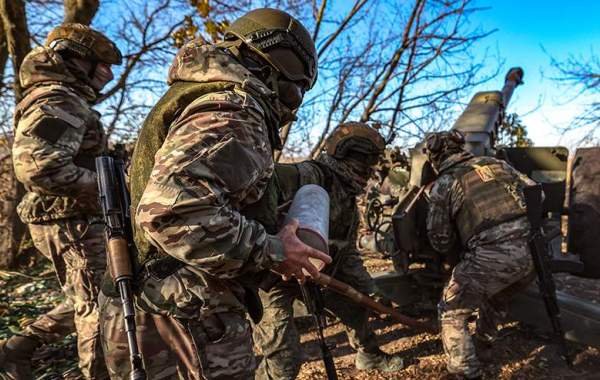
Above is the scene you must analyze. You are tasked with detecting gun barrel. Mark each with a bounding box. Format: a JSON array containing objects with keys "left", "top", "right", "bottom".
[{"left": 501, "top": 67, "right": 524, "bottom": 109}]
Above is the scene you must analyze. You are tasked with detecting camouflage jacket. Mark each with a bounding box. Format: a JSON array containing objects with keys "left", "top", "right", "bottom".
[
  {"left": 12, "top": 47, "right": 105, "bottom": 223},
  {"left": 427, "top": 151, "right": 534, "bottom": 254},
  {"left": 134, "top": 40, "right": 289, "bottom": 319}
]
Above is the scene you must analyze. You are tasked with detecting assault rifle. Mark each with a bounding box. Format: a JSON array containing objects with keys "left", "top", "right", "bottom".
[
  {"left": 96, "top": 156, "right": 147, "bottom": 380},
  {"left": 523, "top": 184, "right": 571, "bottom": 367},
  {"left": 300, "top": 284, "right": 338, "bottom": 380}
]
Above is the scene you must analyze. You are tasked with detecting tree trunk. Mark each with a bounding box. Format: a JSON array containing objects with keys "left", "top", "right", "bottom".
[
  {"left": 0, "top": 138, "right": 26, "bottom": 269},
  {"left": 0, "top": 18, "right": 9, "bottom": 90},
  {"left": 0, "top": 1, "right": 31, "bottom": 268},
  {"left": 64, "top": 0, "right": 100, "bottom": 25},
  {"left": 0, "top": 0, "right": 31, "bottom": 102}
]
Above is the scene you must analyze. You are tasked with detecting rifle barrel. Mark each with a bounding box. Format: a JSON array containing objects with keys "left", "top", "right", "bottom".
[{"left": 300, "top": 285, "right": 338, "bottom": 380}]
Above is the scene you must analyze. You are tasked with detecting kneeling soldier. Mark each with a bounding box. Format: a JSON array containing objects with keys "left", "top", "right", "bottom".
[{"left": 425, "top": 131, "right": 535, "bottom": 379}]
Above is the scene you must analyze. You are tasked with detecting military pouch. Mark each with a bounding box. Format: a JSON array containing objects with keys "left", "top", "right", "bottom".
[
  {"left": 188, "top": 312, "right": 256, "bottom": 380},
  {"left": 144, "top": 256, "right": 185, "bottom": 280}
]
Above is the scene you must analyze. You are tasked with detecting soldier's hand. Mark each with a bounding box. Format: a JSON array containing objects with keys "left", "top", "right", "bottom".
[{"left": 273, "top": 218, "right": 332, "bottom": 284}]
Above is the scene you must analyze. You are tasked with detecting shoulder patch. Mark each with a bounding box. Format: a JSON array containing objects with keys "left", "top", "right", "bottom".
[
  {"left": 29, "top": 117, "right": 73, "bottom": 144},
  {"left": 472, "top": 164, "right": 495, "bottom": 182},
  {"left": 39, "top": 104, "right": 85, "bottom": 129}
]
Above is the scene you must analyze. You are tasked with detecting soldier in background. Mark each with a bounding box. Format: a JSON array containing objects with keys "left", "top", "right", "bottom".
[
  {"left": 124, "top": 8, "right": 330, "bottom": 379},
  {"left": 2, "top": 24, "right": 121, "bottom": 379},
  {"left": 424, "top": 131, "right": 535, "bottom": 379},
  {"left": 357, "top": 147, "right": 409, "bottom": 257},
  {"left": 254, "top": 122, "right": 405, "bottom": 380}
]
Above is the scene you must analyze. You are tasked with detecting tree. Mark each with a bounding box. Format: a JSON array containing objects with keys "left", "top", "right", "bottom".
[
  {"left": 0, "top": 0, "right": 498, "bottom": 267},
  {"left": 296, "top": 0, "right": 498, "bottom": 158},
  {"left": 63, "top": 0, "right": 99, "bottom": 24},
  {"left": 0, "top": 0, "right": 31, "bottom": 101},
  {"left": 550, "top": 51, "right": 599, "bottom": 144},
  {"left": 498, "top": 113, "right": 532, "bottom": 148}
]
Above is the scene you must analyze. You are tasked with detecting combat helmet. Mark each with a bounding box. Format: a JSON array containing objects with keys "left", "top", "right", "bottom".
[
  {"left": 423, "top": 130, "right": 466, "bottom": 169},
  {"left": 224, "top": 8, "right": 317, "bottom": 90},
  {"left": 326, "top": 122, "right": 386, "bottom": 161},
  {"left": 45, "top": 23, "right": 122, "bottom": 65}
]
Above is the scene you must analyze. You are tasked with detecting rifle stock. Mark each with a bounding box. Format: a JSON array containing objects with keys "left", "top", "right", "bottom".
[
  {"left": 96, "top": 156, "right": 147, "bottom": 380},
  {"left": 313, "top": 272, "right": 438, "bottom": 334}
]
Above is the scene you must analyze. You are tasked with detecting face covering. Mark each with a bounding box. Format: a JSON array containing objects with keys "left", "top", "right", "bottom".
[
  {"left": 65, "top": 58, "right": 114, "bottom": 93},
  {"left": 277, "top": 79, "right": 304, "bottom": 110},
  {"left": 89, "top": 62, "right": 114, "bottom": 92}
]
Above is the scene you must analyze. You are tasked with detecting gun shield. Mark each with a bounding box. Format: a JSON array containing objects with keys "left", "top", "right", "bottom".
[{"left": 284, "top": 184, "right": 330, "bottom": 272}]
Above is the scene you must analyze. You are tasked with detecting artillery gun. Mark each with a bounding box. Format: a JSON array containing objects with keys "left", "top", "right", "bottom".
[{"left": 367, "top": 67, "right": 600, "bottom": 347}]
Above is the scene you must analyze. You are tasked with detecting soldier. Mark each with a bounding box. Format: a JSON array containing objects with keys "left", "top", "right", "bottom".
[
  {"left": 126, "top": 8, "right": 330, "bottom": 379},
  {"left": 2, "top": 24, "right": 121, "bottom": 379},
  {"left": 254, "top": 122, "right": 405, "bottom": 380},
  {"left": 424, "top": 130, "right": 535, "bottom": 379}
]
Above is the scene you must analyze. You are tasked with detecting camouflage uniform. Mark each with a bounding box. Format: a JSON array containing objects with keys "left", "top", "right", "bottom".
[
  {"left": 9, "top": 45, "right": 109, "bottom": 379},
  {"left": 120, "top": 14, "right": 320, "bottom": 374},
  {"left": 98, "top": 292, "right": 180, "bottom": 379},
  {"left": 254, "top": 124, "right": 404, "bottom": 380},
  {"left": 426, "top": 146, "right": 535, "bottom": 379}
]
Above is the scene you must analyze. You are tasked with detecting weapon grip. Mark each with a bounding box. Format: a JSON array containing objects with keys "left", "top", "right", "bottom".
[
  {"left": 523, "top": 185, "right": 543, "bottom": 230},
  {"left": 108, "top": 238, "right": 133, "bottom": 280}
]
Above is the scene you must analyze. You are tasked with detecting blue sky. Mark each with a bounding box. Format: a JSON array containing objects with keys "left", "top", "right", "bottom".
[
  {"left": 466, "top": 0, "right": 599, "bottom": 147},
  {"left": 84, "top": 1, "right": 598, "bottom": 148}
]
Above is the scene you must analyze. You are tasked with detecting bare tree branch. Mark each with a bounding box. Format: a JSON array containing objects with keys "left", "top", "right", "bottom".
[
  {"left": 63, "top": 0, "right": 99, "bottom": 24},
  {"left": 0, "top": 0, "right": 31, "bottom": 101}
]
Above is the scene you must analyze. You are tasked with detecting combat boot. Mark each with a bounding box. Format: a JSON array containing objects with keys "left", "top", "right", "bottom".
[
  {"left": 355, "top": 348, "right": 405, "bottom": 372},
  {"left": 0, "top": 335, "right": 40, "bottom": 379}
]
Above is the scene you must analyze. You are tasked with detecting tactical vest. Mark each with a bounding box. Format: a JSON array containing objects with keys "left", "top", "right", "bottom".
[
  {"left": 130, "top": 79, "right": 287, "bottom": 274},
  {"left": 445, "top": 156, "right": 527, "bottom": 244}
]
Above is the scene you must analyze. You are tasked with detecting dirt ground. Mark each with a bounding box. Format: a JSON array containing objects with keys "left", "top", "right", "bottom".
[
  {"left": 290, "top": 253, "right": 600, "bottom": 380},
  {"left": 2, "top": 255, "right": 600, "bottom": 379}
]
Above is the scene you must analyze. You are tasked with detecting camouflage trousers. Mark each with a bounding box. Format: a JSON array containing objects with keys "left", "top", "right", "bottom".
[
  {"left": 253, "top": 252, "right": 380, "bottom": 380},
  {"left": 99, "top": 291, "right": 179, "bottom": 379},
  {"left": 99, "top": 292, "right": 256, "bottom": 380},
  {"left": 24, "top": 218, "right": 108, "bottom": 379},
  {"left": 439, "top": 236, "right": 534, "bottom": 378}
]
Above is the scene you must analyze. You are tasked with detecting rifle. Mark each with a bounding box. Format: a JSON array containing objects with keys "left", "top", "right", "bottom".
[
  {"left": 523, "top": 185, "right": 571, "bottom": 367},
  {"left": 312, "top": 272, "right": 437, "bottom": 333},
  {"left": 300, "top": 283, "right": 338, "bottom": 380},
  {"left": 96, "top": 156, "right": 147, "bottom": 380}
]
